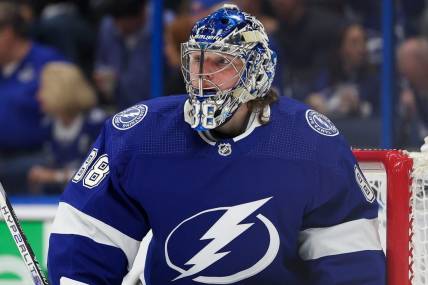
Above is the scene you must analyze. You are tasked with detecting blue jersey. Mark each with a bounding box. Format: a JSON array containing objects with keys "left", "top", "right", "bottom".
[
  {"left": 0, "top": 42, "right": 64, "bottom": 150},
  {"left": 46, "top": 110, "right": 107, "bottom": 170},
  {"left": 48, "top": 95, "right": 385, "bottom": 285}
]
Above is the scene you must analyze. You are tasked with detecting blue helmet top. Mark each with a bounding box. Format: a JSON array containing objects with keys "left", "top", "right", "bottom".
[{"left": 191, "top": 7, "right": 247, "bottom": 44}]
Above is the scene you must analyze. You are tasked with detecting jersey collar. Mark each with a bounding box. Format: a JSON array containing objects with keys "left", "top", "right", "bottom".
[{"left": 197, "top": 105, "right": 270, "bottom": 146}]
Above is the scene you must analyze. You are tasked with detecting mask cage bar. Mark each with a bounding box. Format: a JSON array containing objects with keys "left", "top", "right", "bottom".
[
  {"left": 181, "top": 42, "right": 251, "bottom": 98},
  {"left": 198, "top": 49, "right": 205, "bottom": 97}
]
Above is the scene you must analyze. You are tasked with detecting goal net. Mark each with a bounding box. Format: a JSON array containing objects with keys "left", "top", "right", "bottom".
[{"left": 354, "top": 150, "right": 428, "bottom": 285}]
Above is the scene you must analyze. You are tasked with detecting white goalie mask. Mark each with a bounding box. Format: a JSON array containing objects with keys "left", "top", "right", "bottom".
[{"left": 181, "top": 4, "right": 276, "bottom": 131}]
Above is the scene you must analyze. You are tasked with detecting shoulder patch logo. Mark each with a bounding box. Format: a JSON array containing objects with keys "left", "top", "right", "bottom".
[
  {"left": 305, "top": 109, "right": 339, "bottom": 137},
  {"left": 354, "top": 164, "right": 376, "bottom": 203},
  {"left": 112, "top": 104, "right": 148, "bottom": 130}
]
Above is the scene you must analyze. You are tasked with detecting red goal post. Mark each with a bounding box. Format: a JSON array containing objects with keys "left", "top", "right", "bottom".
[{"left": 353, "top": 149, "right": 428, "bottom": 285}]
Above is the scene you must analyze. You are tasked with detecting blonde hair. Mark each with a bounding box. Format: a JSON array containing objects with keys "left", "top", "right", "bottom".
[
  {"left": 247, "top": 88, "right": 279, "bottom": 125},
  {"left": 39, "top": 62, "right": 97, "bottom": 117}
]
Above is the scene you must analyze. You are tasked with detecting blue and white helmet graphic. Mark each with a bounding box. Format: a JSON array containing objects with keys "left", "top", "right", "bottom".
[{"left": 182, "top": 4, "right": 277, "bottom": 131}]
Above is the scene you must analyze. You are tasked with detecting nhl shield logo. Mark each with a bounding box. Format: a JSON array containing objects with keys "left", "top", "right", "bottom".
[
  {"left": 112, "top": 104, "right": 148, "bottom": 130},
  {"left": 218, "top": 143, "right": 232, "bottom": 156}
]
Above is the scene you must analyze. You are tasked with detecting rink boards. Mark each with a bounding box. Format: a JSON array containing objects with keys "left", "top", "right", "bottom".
[{"left": 0, "top": 205, "right": 56, "bottom": 284}]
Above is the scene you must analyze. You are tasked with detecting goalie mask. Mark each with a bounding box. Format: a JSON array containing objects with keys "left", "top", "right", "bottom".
[{"left": 182, "top": 4, "right": 277, "bottom": 131}]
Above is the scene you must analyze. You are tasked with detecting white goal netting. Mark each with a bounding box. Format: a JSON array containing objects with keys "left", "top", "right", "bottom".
[
  {"left": 358, "top": 150, "right": 428, "bottom": 285},
  {"left": 409, "top": 152, "right": 428, "bottom": 285}
]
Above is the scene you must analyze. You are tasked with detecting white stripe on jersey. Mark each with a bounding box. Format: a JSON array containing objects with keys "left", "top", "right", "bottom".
[
  {"left": 60, "top": 277, "right": 89, "bottom": 284},
  {"left": 298, "top": 218, "right": 382, "bottom": 260},
  {"left": 51, "top": 202, "right": 141, "bottom": 269}
]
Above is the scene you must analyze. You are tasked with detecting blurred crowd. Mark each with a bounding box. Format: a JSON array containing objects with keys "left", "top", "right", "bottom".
[{"left": 1, "top": 0, "right": 428, "bottom": 195}]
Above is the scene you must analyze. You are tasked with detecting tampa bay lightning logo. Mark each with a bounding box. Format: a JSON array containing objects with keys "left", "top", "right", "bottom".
[
  {"left": 305, "top": 109, "right": 339, "bottom": 137},
  {"left": 165, "top": 197, "right": 280, "bottom": 284},
  {"left": 112, "top": 104, "right": 148, "bottom": 130}
]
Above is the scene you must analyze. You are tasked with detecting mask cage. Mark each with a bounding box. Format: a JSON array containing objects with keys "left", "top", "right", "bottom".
[{"left": 181, "top": 42, "right": 255, "bottom": 100}]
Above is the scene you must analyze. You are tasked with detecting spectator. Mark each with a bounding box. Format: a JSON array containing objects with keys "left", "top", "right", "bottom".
[
  {"left": 93, "top": 0, "right": 151, "bottom": 110},
  {"left": 270, "top": 0, "right": 346, "bottom": 100},
  {"left": 164, "top": 16, "right": 193, "bottom": 96},
  {"left": 398, "top": 0, "right": 425, "bottom": 37},
  {"left": 345, "top": 0, "right": 381, "bottom": 32},
  {"left": 397, "top": 38, "right": 428, "bottom": 147},
  {"left": 28, "top": 62, "right": 106, "bottom": 194},
  {"left": 16, "top": 0, "right": 35, "bottom": 24},
  {"left": 189, "top": 0, "right": 226, "bottom": 16},
  {"left": 233, "top": 0, "right": 278, "bottom": 34},
  {"left": 308, "top": 0, "right": 347, "bottom": 15},
  {"left": 33, "top": 0, "right": 96, "bottom": 77},
  {"left": 0, "top": 1, "right": 64, "bottom": 194},
  {"left": 306, "top": 23, "right": 380, "bottom": 118}
]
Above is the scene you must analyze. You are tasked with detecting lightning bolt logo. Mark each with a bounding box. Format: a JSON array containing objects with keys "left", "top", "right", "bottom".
[
  {"left": 120, "top": 111, "right": 140, "bottom": 119},
  {"left": 165, "top": 197, "right": 280, "bottom": 284}
]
